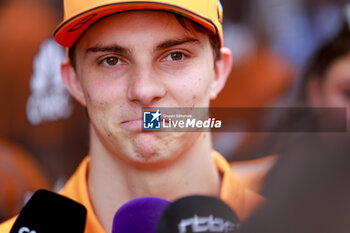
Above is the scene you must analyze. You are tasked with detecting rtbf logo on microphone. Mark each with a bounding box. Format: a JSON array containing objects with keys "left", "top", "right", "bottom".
[
  {"left": 18, "top": 226, "right": 36, "bottom": 233},
  {"left": 178, "top": 215, "right": 239, "bottom": 233}
]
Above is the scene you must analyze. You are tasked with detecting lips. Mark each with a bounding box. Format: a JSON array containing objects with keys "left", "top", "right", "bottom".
[
  {"left": 122, "top": 119, "right": 143, "bottom": 124},
  {"left": 121, "top": 119, "right": 143, "bottom": 130},
  {"left": 122, "top": 118, "right": 142, "bottom": 123}
]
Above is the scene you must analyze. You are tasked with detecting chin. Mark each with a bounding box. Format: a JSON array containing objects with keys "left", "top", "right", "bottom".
[
  {"left": 120, "top": 133, "right": 187, "bottom": 168},
  {"left": 131, "top": 134, "right": 160, "bottom": 158},
  {"left": 132, "top": 142, "right": 177, "bottom": 169},
  {"left": 135, "top": 148, "right": 160, "bottom": 161},
  {"left": 127, "top": 150, "right": 173, "bottom": 170}
]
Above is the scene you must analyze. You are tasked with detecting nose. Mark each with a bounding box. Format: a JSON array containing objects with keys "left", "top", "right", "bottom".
[{"left": 127, "top": 65, "right": 167, "bottom": 106}]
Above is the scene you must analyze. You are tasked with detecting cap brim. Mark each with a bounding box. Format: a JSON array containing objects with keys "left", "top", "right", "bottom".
[{"left": 54, "top": 2, "right": 218, "bottom": 47}]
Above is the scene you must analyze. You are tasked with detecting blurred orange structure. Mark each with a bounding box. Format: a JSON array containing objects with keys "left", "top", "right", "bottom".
[
  {"left": 0, "top": 0, "right": 89, "bottom": 220},
  {"left": 0, "top": 0, "right": 58, "bottom": 137},
  {"left": 0, "top": 0, "right": 89, "bottom": 181}
]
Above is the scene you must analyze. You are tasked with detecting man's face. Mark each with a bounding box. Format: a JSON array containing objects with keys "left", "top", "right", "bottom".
[{"left": 65, "top": 11, "right": 229, "bottom": 167}]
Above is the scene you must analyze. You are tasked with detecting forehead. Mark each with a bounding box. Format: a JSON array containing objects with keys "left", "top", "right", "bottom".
[{"left": 76, "top": 10, "right": 207, "bottom": 50}]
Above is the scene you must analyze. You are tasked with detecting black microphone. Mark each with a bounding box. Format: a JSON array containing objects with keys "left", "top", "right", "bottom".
[
  {"left": 10, "top": 189, "right": 86, "bottom": 233},
  {"left": 157, "top": 196, "right": 241, "bottom": 233},
  {"left": 112, "top": 197, "right": 170, "bottom": 233}
]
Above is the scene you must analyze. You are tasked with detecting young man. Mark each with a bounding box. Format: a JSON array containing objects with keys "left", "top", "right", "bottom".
[{"left": 0, "top": 1, "right": 263, "bottom": 232}]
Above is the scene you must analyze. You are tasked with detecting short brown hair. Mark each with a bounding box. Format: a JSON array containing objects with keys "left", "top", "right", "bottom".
[{"left": 68, "top": 12, "right": 221, "bottom": 69}]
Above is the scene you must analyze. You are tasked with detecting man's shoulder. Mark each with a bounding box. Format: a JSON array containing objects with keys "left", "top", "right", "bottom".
[
  {"left": 0, "top": 216, "right": 17, "bottom": 232},
  {"left": 212, "top": 151, "right": 265, "bottom": 220},
  {"left": 230, "top": 155, "right": 277, "bottom": 193}
]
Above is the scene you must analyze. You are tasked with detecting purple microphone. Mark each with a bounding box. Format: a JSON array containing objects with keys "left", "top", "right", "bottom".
[{"left": 112, "top": 197, "right": 170, "bottom": 233}]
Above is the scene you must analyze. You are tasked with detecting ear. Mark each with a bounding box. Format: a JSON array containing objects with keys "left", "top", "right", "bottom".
[
  {"left": 61, "top": 59, "right": 87, "bottom": 106},
  {"left": 210, "top": 47, "right": 233, "bottom": 99},
  {"left": 307, "top": 76, "right": 323, "bottom": 107}
]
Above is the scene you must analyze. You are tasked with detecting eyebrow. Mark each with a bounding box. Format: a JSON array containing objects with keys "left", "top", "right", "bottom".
[
  {"left": 84, "top": 37, "right": 200, "bottom": 56},
  {"left": 85, "top": 44, "right": 131, "bottom": 56},
  {"left": 156, "top": 37, "right": 200, "bottom": 51}
]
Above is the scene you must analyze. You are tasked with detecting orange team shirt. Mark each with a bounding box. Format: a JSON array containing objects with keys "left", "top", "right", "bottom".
[
  {"left": 0, "top": 151, "right": 264, "bottom": 232},
  {"left": 231, "top": 155, "right": 278, "bottom": 193}
]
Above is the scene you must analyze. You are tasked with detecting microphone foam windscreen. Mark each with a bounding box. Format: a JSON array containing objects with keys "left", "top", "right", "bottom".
[
  {"left": 112, "top": 197, "right": 170, "bottom": 233},
  {"left": 10, "top": 189, "right": 86, "bottom": 233},
  {"left": 157, "top": 195, "right": 241, "bottom": 233}
]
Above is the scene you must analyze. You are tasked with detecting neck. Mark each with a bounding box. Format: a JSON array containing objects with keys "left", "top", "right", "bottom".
[{"left": 87, "top": 131, "right": 221, "bottom": 233}]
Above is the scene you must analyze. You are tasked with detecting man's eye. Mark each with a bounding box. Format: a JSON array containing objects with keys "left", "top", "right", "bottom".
[
  {"left": 164, "top": 52, "right": 184, "bottom": 61},
  {"left": 102, "top": 57, "right": 120, "bottom": 66}
]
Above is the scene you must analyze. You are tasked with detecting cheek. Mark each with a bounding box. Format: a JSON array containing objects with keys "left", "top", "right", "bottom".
[
  {"left": 82, "top": 72, "right": 124, "bottom": 105},
  {"left": 167, "top": 65, "right": 214, "bottom": 106},
  {"left": 81, "top": 79, "right": 126, "bottom": 127}
]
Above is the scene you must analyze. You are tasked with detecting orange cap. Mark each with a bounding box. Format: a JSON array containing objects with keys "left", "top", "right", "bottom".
[{"left": 54, "top": 0, "right": 223, "bottom": 48}]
